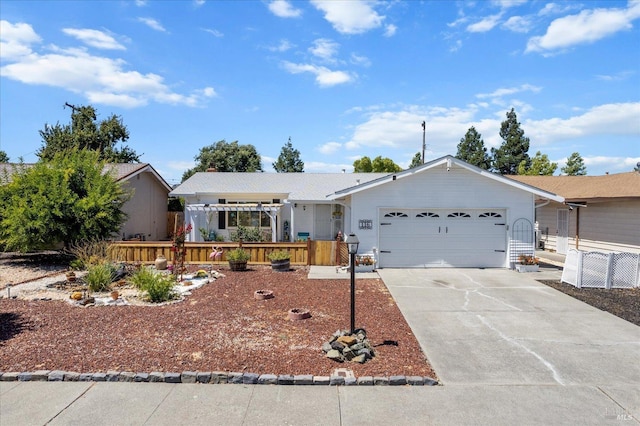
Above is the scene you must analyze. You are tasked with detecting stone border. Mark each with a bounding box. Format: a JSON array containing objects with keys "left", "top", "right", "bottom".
[{"left": 0, "top": 370, "right": 438, "bottom": 386}]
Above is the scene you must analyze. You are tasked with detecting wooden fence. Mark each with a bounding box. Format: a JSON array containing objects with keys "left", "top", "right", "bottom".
[{"left": 108, "top": 239, "right": 347, "bottom": 266}]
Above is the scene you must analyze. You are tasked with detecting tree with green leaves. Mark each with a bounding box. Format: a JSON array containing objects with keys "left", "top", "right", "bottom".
[
  {"left": 491, "top": 108, "right": 531, "bottom": 174},
  {"left": 456, "top": 126, "right": 491, "bottom": 169},
  {"left": 561, "top": 152, "right": 587, "bottom": 175},
  {"left": 517, "top": 151, "right": 557, "bottom": 175},
  {"left": 182, "top": 139, "right": 262, "bottom": 181},
  {"left": 353, "top": 156, "right": 402, "bottom": 173},
  {"left": 38, "top": 104, "right": 140, "bottom": 163},
  {"left": 273, "top": 137, "right": 304, "bottom": 172},
  {"left": 0, "top": 150, "right": 8, "bottom": 162},
  {"left": 0, "top": 150, "right": 130, "bottom": 252},
  {"left": 408, "top": 152, "right": 422, "bottom": 168}
]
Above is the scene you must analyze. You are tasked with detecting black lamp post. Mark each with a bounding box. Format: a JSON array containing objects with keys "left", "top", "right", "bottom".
[{"left": 345, "top": 233, "right": 359, "bottom": 334}]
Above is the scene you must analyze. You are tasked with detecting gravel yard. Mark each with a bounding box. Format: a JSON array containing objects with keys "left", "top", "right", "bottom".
[{"left": 0, "top": 253, "right": 436, "bottom": 378}]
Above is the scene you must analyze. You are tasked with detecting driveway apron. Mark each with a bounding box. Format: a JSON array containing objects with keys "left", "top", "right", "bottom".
[{"left": 377, "top": 268, "right": 640, "bottom": 387}]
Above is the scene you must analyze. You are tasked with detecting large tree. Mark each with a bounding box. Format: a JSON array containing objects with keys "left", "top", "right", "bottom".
[
  {"left": 456, "top": 126, "right": 491, "bottom": 169},
  {"left": 517, "top": 151, "right": 557, "bottom": 175},
  {"left": 353, "top": 155, "right": 402, "bottom": 173},
  {"left": 0, "top": 150, "right": 130, "bottom": 252},
  {"left": 0, "top": 150, "right": 8, "bottom": 162},
  {"left": 38, "top": 104, "right": 140, "bottom": 163},
  {"left": 408, "top": 152, "right": 422, "bottom": 168},
  {"left": 182, "top": 139, "right": 262, "bottom": 181},
  {"left": 273, "top": 137, "right": 304, "bottom": 172},
  {"left": 491, "top": 108, "right": 531, "bottom": 175},
  {"left": 561, "top": 152, "right": 587, "bottom": 175}
]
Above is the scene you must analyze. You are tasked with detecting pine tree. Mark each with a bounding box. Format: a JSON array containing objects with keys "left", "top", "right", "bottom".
[
  {"left": 273, "top": 137, "right": 304, "bottom": 172},
  {"left": 491, "top": 108, "right": 531, "bottom": 174},
  {"left": 408, "top": 152, "right": 422, "bottom": 168},
  {"left": 517, "top": 151, "right": 557, "bottom": 175},
  {"left": 456, "top": 126, "right": 491, "bottom": 169},
  {"left": 561, "top": 152, "right": 587, "bottom": 175}
]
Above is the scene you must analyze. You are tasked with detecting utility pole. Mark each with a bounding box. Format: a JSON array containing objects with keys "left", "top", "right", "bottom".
[
  {"left": 64, "top": 102, "right": 79, "bottom": 133},
  {"left": 421, "top": 121, "right": 426, "bottom": 164}
]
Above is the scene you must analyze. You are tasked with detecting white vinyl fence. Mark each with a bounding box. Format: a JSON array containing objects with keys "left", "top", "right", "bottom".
[{"left": 561, "top": 249, "right": 640, "bottom": 289}]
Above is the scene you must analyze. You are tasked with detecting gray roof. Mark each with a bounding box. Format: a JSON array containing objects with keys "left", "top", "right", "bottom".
[{"left": 169, "top": 172, "right": 388, "bottom": 201}]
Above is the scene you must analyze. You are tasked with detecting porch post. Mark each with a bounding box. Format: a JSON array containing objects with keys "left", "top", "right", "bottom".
[{"left": 270, "top": 213, "right": 277, "bottom": 242}]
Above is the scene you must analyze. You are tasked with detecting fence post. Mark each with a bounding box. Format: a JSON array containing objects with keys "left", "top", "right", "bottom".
[
  {"left": 605, "top": 253, "right": 614, "bottom": 289},
  {"left": 576, "top": 250, "right": 583, "bottom": 289}
]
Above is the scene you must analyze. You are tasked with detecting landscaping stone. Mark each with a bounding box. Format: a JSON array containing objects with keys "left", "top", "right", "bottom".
[
  {"left": 352, "top": 354, "right": 367, "bottom": 364},
  {"left": 228, "top": 372, "right": 243, "bottom": 384},
  {"left": 32, "top": 370, "right": 50, "bottom": 381},
  {"left": 258, "top": 374, "right": 278, "bottom": 385},
  {"left": 337, "top": 335, "right": 357, "bottom": 346},
  {"left": 294, "top": 375, "right": 313, "bottom": 385},
  {"left": 149, "top": 372, "right": 164, "bottom": 382},
  {"left": 119, "top": 372, "right": 135, "bottom": 382},
  {"left": 322, "top": 342, "right": 333, "bottom": 352},
  {"left": 407, "top": 376, "right": 424, "bottom": 386},
  {"left": 344, "top": 377, "right": 357, "bottom": 386},
  {"left": 211, "top": 372, "right": 228, "bottom": 384},
  {"left": 329, "top": 376, "right": 344, "bottom": 386},
  {"left": 373, "top": 377, "right": 389, "bottom": 386},
  {"left": 243, "top": 373, "right": 259, "bottom": 384},
  {"left": 330, "top": 341, "right": 345, "bottom": 351},
  {"left": 424, "top": 377, "right": 439, "bottom": 386},
  {"left": 134, "top": 373, "right": 149, "bottom": 382},
  {"left": 278, "top": 374, "right": 294, "bottom": 385},
  {"left": 357, "top": 376, "right": 374, "bottom": 386},
  {"left": 106, "top": 371, "right": 120, "bottom": 382},
  {"left": 323, "top": 330, "right": 375, "bottom": 364},
  {"left": 313, "top": 376, "right": 330, "bottom": 385},
  {"left": 92, "top": 373, "right": 107, "bottom": 382},
  {"left": 389, "top": 375, "right": 407, "bottom": 386},
  {"left": 326, "top": 349, "right": 343, "bottom": 361},
  {"left": 181, "top": 371, "right": 197, "bottom": 384},
  {"left": 48, "top": 371, "right": 65, "bottom": 381},
  {"left": 196, "top": 372, "right": 211, "bottom": 384},
  {"left": 64, "top": 372, "right": 80, "bottom": 382},
  {"left": 79, "top": 373, "right": 93, "bottom": 381},
  {"left": 18, "top": 373, "right": 32, "bottom": 381},
  {"left": 164, "top": 372, "right": 181, "bottom": 383},
  {"left": 1, "top": 372, "right": 19, "bottom": 381}
]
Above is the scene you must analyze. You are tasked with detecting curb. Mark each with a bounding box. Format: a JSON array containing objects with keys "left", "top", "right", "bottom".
[{"left": 0, "top": 370, "right": 438, "bottom": 386}]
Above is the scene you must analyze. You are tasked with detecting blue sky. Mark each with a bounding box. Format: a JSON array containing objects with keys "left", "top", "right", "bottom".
[{"left": 1, "top": 0, "right": 639, "bottom": 185}]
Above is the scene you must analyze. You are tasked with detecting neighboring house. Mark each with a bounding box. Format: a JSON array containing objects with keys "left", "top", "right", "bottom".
[
  {"left": 170, "top": 155, "right": 563, "bottom": 268},
  {"left": 508, "top": 172, "right": 640, "bottom": 255},
  {"left": 0, "top": 162, "right": 171, "bottom": 241}
]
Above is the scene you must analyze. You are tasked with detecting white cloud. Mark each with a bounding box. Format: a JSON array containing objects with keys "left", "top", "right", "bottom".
[
  {"left": 305, "top": 160, "right": 353, "bottom": 173},
  {"left": 0, "top": 21, "right": 41, "bottom": 60},
  {"left": 492, "top": 0, "right": 527, "bottom": 8},
  {"left": 309, "top": 38, "right": 339, "bottom": 62},
  {"left": 62, "top": 28, "right": 125, "bottom": 50},
  {"left": 267, "top": 39, "right": 293, "bottom": 52},
  {"left": 138, "top": 17, "right": 166, "bottom": 32},
  {"left": 135, "top": 0, "right": 147, "bottom": 6},
  {"left": 203, "top": 28, "right": 223, "bottom": 37},
  {"left": 282, "top": 61, "right": 354, "bottom": 87},
  {"left": 350, "top": 53, "right": 371, "bottom": 67},
  {"left": 502, "top": 16, "right": 533, "bottom": 33},
  {"left": 194, "top": 0, "right": 205, "bottom": 7},
  {"left": 268, "top": 0, "right": 302, "bottom": 18},
  {"left": 311, "top": 0, "right": 384, "bottom": 34},
  {"left": 526, "top": 2, "right": 640, "bottom": 53},
  {"left": 476, "top": 84, "right": 542, "bottom": 100},
  {"left": 582, "top": 155, "right": 640, "bottom": 174},
  {"left": 595, "top": 70, "right": 635, "bottom": 81},
  {"left": 318, "top": 141, "right": 342, "bottom": 154},
  {"left": 384, "top": 24, "right": 397, "bottom": 37},
  {"left": 467, "top": 13, "right": 503, "bottom": 32},
  {"left": 0, "top": 22, "right": 215, "bottom": 108}
]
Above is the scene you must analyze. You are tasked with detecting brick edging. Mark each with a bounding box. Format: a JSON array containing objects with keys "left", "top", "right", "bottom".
[{"left": 0, "top": 370, "right": 438, "bottom": 386}]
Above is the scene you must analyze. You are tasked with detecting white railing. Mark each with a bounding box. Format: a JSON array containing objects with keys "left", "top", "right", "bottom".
[{"left": 561, "top": 249, "right": 640, "bottom": 289}]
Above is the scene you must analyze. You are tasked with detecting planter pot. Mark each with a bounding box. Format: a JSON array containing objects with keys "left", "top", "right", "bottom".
[
  {"left": 270, "top": 259, "right": 290, "bottom": 272},
  {"left": 516, "top": 264, "right": 539, "bottom": 273},
  {"left": 228, "top": 260, "right": 248, "bottom": 271},
  {"left": 155, "top": 255, "right": 168, "bottom": 270},
  {"left": 110, "top": 290, "right": 119, "bottom": 300}
]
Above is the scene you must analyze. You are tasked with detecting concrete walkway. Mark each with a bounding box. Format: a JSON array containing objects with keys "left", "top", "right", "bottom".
[{"left": 2, "top": 266, "right": 639, "bottom": 425}]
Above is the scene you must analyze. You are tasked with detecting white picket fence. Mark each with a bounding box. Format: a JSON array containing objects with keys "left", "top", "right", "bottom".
[{"left": 561, "top": 249, "right": 640, "bottom": 289}]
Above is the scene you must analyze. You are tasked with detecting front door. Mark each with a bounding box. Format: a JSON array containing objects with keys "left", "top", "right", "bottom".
[
  {"left": 314, "top": 204, "right": 332, "bottom": 240},
  {"left": 557, "top": 209, "right": 569, "bottom": 255}
]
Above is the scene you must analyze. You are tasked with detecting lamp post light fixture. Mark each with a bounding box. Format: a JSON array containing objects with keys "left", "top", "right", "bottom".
[{"left": 345, "top": 233, "right": 359, "bottom": 334}]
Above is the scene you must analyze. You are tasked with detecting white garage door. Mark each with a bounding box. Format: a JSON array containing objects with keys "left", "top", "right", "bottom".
[{"left": 378, "top": 208, "right": 507, "bottom": 268}]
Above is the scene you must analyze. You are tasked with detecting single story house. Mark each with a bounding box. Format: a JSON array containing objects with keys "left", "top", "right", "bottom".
[
  {"left": 508, "top": 172, "right": 640, "bottom": 255},
  {"left": 0, "top": 162, "right": 171, "bottom": 241},
  {"left": 170, "top": 155, "right": 564, "bottom": 268}
]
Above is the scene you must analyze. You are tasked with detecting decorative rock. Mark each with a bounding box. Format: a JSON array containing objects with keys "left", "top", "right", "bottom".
[
  {"left": 164, "top": 372, "right": 181, "bottom": 383},
  {"left": 389, "top": 376, "right": 407, "bottom": 386},
  {"left": 357, "top": 376, "right": 374, "bottom": 386},
  {"left": 106, "top": 371, "right": 120, "bottom": 382},
  {"left": 243, "top": 373, "right": 259, "bottom": 384},
  {"left": 1, "top": 372, "right": 19, "bottom": 381},
  {"left": 424, "top": 377, "right": 439, "bottom": 386},
  {"left": 352, "top": 354, "right": 367, "bottom": 364},
  {"left": 32, "top": 370, "right": 50, "bottom": 381},
  {"left": 134, "top": 373, "right": 149, "bottom": 382},
  {"left": 278, "top": 374, "right": 294, "bottom": 385},
  {"left": 330, "top": 341, "right": 345, "bottom": 351},
  {"left": 181, "top": 371, "right": 197, "bottom": 384},
  {"left": 92, "top": 373, "right": 106, "bottom": 382},
  {"left": 329, "top": 376, "right": 345, "bottom": 386},
  {"left": 119, "top": 372, "right": 135, "bottom": 382},
  {"left": 407, "top": 376, "right": 424, "bottom": 386},
  {"left": 373, "top": 377, "right": 389, "bottom": 386},
  {"left": 294, "top": 375, "right": 313, "bottom": 385},
  {"left": 196, "top": 372, "right": 211, "bottom": 384},
  {"left": 149, "top": 372, "right": 165, "bottom": 382},
  {"left": 17, "top": 373, "right": 32, "bottom": 381},
  {"left": 322, "top": 342, "right": 333, "bottom": 353},
  {"left": 64, "top": 372, "right": 80, "bottom": 382},
  {"left": 258, "top": 374, "right": 278, "bottom": 385},
  {"left": 337, "top": 335, "right": 357, "bottom": 346},
  {"left": 228, "top": 372, "right": 243, "bottom": 384},
  {"left": 211, "top": 372, "right": 228, "bottom": 384},
  {"left": 350, "top": 342, "right": 366, "bottom": 351},
  {"left": 313, "top": 376, "right": 330, "bottom": 385},
  {"left": 79, "top": 373, "right": 93, "bottom": 381},
  {"left": 48, "top": 371, "right": 65, "bottom": 381},
  {"left": 326, "top": 349, "right": 344, "bottom": 362},
  {"left": 344, "top": 377, "right": 357, "bottom": 386}
]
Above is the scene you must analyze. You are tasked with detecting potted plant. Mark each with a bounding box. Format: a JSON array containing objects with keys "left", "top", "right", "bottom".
[
  {"left": 516, "top": 254, "right": 539, "bottom": 272},
  {"left": 267, "top": 250, "right": 291, "bottom": 272},
  {"left": 354, "top": 254, "right": 375, "bottom": 272},
  {"left": 227, "top": 248, "right": 250, "bottom": 271}
]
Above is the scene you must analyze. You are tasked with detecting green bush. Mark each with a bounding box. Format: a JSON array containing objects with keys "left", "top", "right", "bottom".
[
  {"left": 226, "top": 248, "right": 250, "bottom": 262},
  {"left": 267, "top": 250, "right": 290, "bottom": 261},
  {"left": 130, "top": 266, "right": 177, "bottom": 303},
  {"left": 86, "top": 263, "right": 116, "bottom": 292},
  {"left": 230, "top": 225, "right": 265, "bottom": 242}
]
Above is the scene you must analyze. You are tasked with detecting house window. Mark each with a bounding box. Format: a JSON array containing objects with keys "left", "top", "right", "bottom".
[{"left": 226, "top": 201, "right": 271, "bottom": 229}]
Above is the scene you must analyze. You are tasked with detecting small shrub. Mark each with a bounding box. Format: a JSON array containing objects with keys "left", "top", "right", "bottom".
[
  {"left": 227, "top": 248, "right": 250, "bottom": 262},
  {"left": 267, "top": 250, "right": 290, "bottom": 261},
  {"left": 66, "top": 238, "right": 111, "bottom": 268},
  {"left": 230, "top": 225, "right": 265, "bottom": 242},
  {"left": 130, "top": 266, "right": 177, "bottom": 303},
  {"left": 86, "top": 263, "right": 116, "bottom": 292},
  {"left": 69, "top": 259, "right": 85, "bottom": 270}
]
